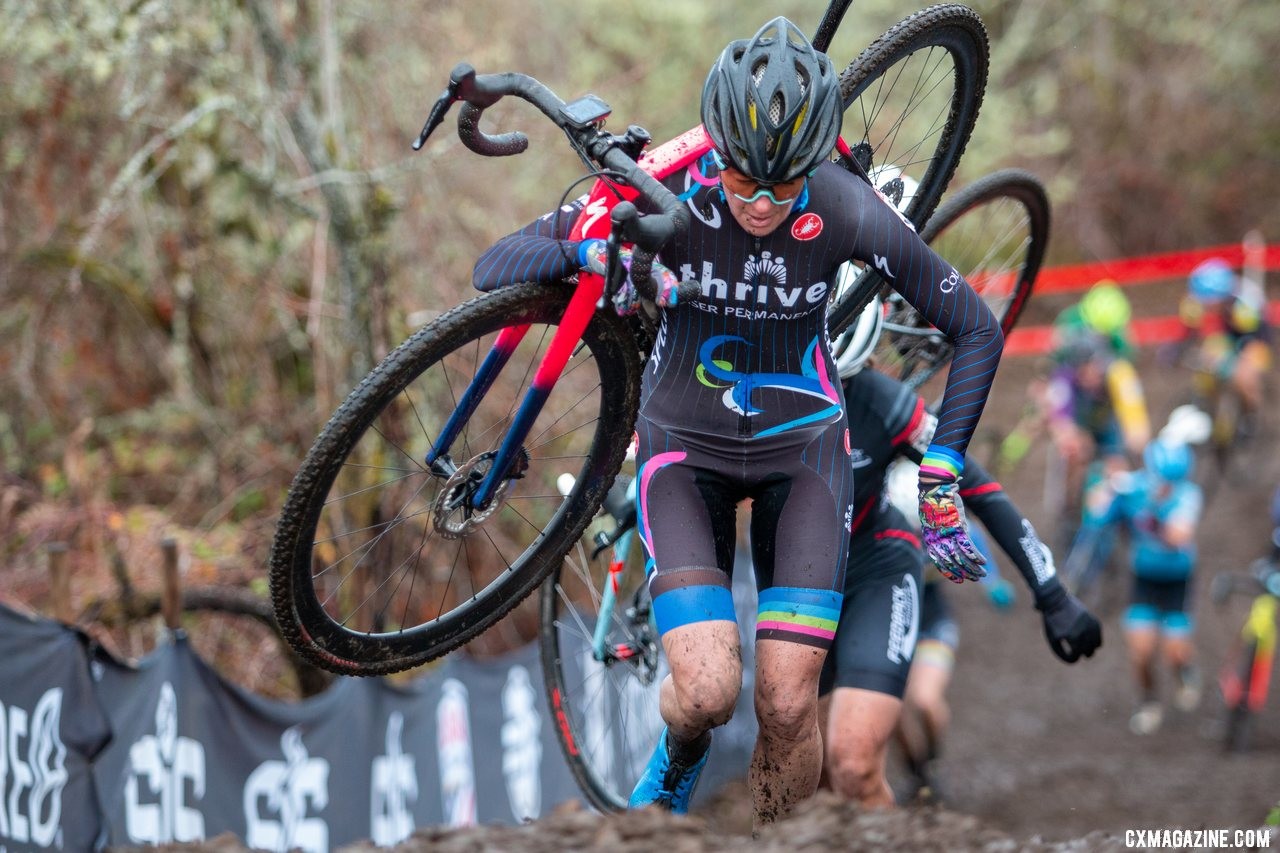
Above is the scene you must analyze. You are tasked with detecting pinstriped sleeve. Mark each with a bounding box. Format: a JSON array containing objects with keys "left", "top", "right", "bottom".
[
  {"left": 847, "top": 179, "right": 1004, "bottom": 461},
  {"left": 472, "top": 201, "right": 585, "bottom": 292}
]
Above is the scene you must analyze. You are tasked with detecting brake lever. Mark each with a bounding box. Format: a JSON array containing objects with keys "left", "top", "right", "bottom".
[
  {"left": 412, "top": 63, "right": 479, "bottom": 151},
  {"left": 604, "top": 232, "right": 626, "bottom": 302},
  {"left": 413, "top": 84, "right": 460, "bottom": 151}
]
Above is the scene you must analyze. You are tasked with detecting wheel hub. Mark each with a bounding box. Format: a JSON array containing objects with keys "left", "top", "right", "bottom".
[{"left": 432, "top": 449, "right": 527, "bottom": 539}]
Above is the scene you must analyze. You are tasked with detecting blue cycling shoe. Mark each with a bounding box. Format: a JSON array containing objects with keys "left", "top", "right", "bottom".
[{"left": 628, "top": 728, "right": 710, "bottom": 813}]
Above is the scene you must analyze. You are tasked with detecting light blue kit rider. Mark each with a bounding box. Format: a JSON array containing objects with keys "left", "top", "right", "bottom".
[{"left": 1087, "top": 439, "right": 1203, "bottom": 635}]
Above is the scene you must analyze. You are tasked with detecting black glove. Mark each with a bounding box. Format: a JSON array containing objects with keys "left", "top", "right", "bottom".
[{"left": 1035, "top": 583, "right": 1102, "bottom": 663}]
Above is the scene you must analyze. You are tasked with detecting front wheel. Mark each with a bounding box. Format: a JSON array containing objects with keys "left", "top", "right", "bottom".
[{"left": 270, "top": 283, "right": 642, "bottom": 675}]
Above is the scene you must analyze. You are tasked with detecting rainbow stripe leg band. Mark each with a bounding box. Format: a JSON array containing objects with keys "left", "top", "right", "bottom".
[{"left": 756, "top": 587, "right": 842, "bottom": 649}]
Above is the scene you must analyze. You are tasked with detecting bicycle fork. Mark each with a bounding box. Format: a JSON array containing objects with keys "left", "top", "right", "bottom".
[
  {"left": 425, "top": 274, "right": 606, "bottom": 510},
  {"left": 1222, "top": 595, "right": 1277, "bottom": 712}
]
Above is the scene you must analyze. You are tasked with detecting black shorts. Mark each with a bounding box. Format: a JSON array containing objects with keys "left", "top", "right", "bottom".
[
  {"left": 918, "top": 578, "right": 960, "bottom": 650},
  {"left": 1124, "top": 575, "right": 1194, "bottom": 635},
  {"left": 819, "top": 515, "right": 924, "bottom": 699},
  {"left": 634, "top": 413, "right": 853, "bottom": 649}
]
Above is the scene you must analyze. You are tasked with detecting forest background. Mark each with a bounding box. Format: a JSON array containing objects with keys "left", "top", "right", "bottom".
[{"left": 2, "top": 0, "right": 1278, "bottom": 696}]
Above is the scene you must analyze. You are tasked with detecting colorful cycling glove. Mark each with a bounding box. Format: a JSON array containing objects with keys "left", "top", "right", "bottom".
[
  {"left": 578, "top": 238, "right": 681, "bottom": 314},
  {"left": 918, "top": 480, "right": 988, "bottom": 583}
]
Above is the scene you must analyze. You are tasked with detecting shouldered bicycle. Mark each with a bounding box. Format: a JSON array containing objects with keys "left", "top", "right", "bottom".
[{"left": 1212, "top": 555, "right": 1280, "bottom": 752}]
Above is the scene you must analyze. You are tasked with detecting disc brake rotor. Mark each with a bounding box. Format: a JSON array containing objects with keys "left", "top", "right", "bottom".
[{"left": 432, "top": 449, "right": 529, "bottom": 539}]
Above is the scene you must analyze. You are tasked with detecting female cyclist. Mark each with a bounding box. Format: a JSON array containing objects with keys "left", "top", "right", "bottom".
[{"left": 473, "top": 18, "right": 1004, "bottom": 825}]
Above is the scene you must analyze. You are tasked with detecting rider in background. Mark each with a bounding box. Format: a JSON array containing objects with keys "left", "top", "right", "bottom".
[
  {"left": 1174, "top": 241, "right": 1272, "bottom": 428},
  {"left": 1085, "top": 437, "right": 1203, "bottom": 735},
  {"left": 818, "top": 299, "right": 1099, "bottom": 808},
  {"left": 893, "top": 516, "right": 1014, "bottom": 803},
  {"left": 996, "top": 282, "right": 1149, "bottom": 544},
  {"left": 875, "top": 454, "right": 1076, "bottom": 804},
  {"left": 475, "top": 18, "right": 1004, "bottom": 826},
  {"left": 1055, "top": 279, "right": 1138, "bottom": 360},
  {"left": 1042, "top": 317, "right": 1151, "bottom": 552},
  {"left": 1272, "top": 484, "right": 1280, "bottom": 561}
]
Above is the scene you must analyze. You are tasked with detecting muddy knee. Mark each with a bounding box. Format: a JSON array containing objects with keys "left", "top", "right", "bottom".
[
  {"left": 670, "top": 664, "right": 740, "bottom": 729},
  {"left": 755, "top": 682, "right": 819, "bottom": 744},
  {"left": 664, "top": 622, "right": 743, "bottom": 730}
]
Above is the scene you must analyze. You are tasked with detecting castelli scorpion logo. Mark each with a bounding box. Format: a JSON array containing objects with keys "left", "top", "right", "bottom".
[{"left": 791, "top": 212, "right": 823, "bottom": 241}]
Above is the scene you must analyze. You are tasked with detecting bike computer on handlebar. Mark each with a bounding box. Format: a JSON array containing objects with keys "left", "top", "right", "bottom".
[{"left": 559, "top": 94, "right": 612, "bottom": 130}]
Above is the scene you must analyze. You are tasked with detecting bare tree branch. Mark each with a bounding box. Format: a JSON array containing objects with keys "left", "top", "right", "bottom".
[
  {"left": 70, "top": 94, "right": 236, "bottom": 292},
  {"left": 245, "top": 0, "right": 375, "bottom": 380}
]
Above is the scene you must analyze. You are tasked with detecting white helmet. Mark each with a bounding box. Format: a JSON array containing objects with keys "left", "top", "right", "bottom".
[{"left": 832, "top": 267, "right": 884, "bottom": 379}]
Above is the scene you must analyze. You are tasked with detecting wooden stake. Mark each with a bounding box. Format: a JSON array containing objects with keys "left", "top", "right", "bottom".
[
  {"left": 47, "top": 542, "right": 71, "bottom": 623},
  {"left": 161, "top": 538, "right": 182, "bottom": 631}
]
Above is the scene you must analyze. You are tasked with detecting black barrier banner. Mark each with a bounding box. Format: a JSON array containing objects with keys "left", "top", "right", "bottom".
[
  {"left": 89, "top": 637, "right": 592, "bottom": 850},
  {"left": 0, "top": 605, "right": 111, "bottom": 853},
  {"left": 93, "top": 636, "right": 370, "bottom": 849},
  {"left": 0, "top": 564, "right": 763, "bottom": 852}
]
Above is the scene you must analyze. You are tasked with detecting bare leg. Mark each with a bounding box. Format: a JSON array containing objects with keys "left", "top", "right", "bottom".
[
  {"left": 903, "top": 651, "right": 952, "bottom": 754},
  {"left": 1233, "top": 347, "right": 1267, "bottom": 413},
  {"left": 816, "top": 694, "right": 832, "bottom": 790},
  {"left": 660, "top": 620, "right": 742, "bottom": 741},
  {"left": 1125, "top": 625, "right": 1159, "bottom": 701},
  {"left": 750, "top": 638, "right": 827, "bottom": 827},
  {"left": 824, "top": 686, "right": 902, "bottom": 808},
  {"left": 1162, "top": 630, "right": 1201, "bottom": 710},
  {"left": 1162, "top": 634, "right": 1195, "bottom": 671},
  {"left": 1125, "top": 623, "right": 1166, "bottom": 733},
  {"left": 898, "top": 649, "right": 953, "bottom": 798}
]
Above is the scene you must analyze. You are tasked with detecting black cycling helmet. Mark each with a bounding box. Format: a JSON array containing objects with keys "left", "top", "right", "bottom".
[{"left": 701, "top": 17, "right": 843, "bottom": 184}]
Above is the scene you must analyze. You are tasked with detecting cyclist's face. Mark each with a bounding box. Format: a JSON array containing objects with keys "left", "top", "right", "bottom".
[
  {"left": 724, "top": 185, "right": 794, "bottom": 236},
  {"left": 1078, "top": 360, "right": 1105, "bottom": 389},
  {"left": 720, "top": 166, "right": 800, "bottom": 237}
]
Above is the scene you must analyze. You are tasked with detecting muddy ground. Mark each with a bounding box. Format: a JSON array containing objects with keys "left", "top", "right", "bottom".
[{"left": 110, "top": 289, "right": 1280, "bottom": 852}]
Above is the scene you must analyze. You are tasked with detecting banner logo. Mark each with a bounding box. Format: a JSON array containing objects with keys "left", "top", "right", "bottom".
[
  {"left": 501, "top": 666, "right": 542, "bottom": 820},
  {"left": 244, "top": 727, "right": 330, "bottom": 853},
  {"left": 124, "top": 682, "right": 206, "bottom": 844},
  {"left": 436, "top": 679, "right": 476, "bottom": 827},
  {"left": 371, "top": 712, "right": 417, "bottom": 846},
  {"left": 0, "top": 687, "right": 67, "bottom": 847}
]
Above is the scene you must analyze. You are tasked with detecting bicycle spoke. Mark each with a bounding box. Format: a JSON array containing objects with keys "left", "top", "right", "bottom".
[
  {"left": 312, "top": 505, "right": 434, "bottom": 547},
  {"left": 323, "top": 469, "right": 425, "bottom": 506}
]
